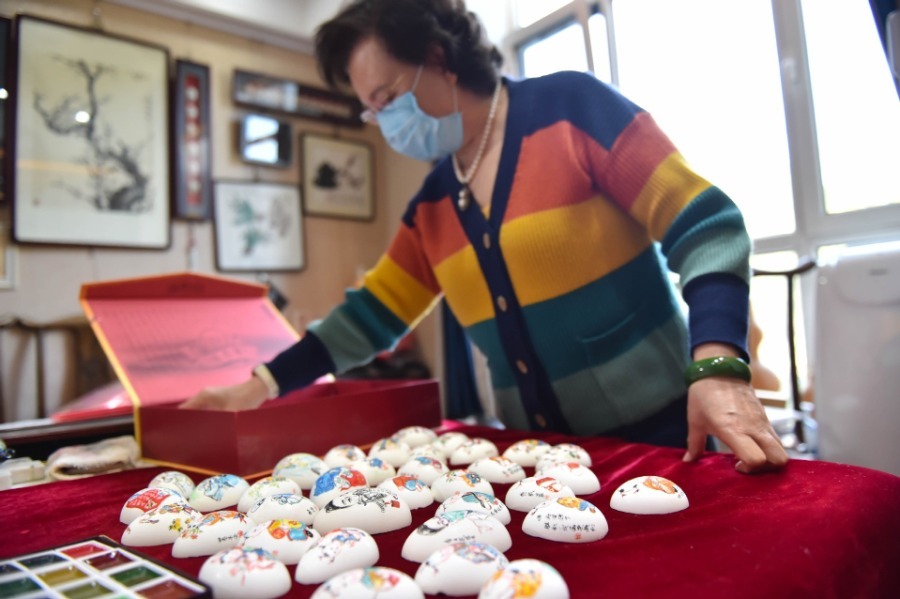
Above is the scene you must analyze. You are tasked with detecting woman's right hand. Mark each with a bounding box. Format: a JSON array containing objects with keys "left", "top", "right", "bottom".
[{"left": 179, "top": 376, "right": 269, "bottom": 411}]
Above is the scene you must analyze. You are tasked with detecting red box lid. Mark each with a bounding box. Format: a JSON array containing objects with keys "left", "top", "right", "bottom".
[{"left": 80, "top": 272, "right": 298, "bottom": 407}]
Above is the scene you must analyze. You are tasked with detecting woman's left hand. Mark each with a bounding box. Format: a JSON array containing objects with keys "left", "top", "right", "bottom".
[{"left": 683, "top": 376, "right": 790, "bottom": 474}]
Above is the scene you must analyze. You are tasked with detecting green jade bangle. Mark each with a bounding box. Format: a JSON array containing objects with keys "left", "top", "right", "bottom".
[{"left": 684, "top": 356, "right": 751, "bottom": 386}]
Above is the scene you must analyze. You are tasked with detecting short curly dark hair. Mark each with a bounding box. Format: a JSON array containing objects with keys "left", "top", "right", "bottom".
[{"left": 315, "top": 0, "right": 503, "bottom": 96}]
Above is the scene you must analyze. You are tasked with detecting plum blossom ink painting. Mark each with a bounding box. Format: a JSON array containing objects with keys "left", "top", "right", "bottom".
[{"left": 12, "top": 16, "right": 170, "bottom": 248}]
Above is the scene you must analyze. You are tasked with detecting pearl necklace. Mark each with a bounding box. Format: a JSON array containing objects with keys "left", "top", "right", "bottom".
[{"left": 452, "top": 79, "right": 503, "bottom": 210}]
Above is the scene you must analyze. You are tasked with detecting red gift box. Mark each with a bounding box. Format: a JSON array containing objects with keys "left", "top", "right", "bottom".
[{"left": 80, "top": 272, "right": 441, "bottom": 476}]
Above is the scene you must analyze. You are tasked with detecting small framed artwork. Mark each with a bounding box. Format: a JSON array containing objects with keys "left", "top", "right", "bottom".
[
  {"left": 213, "top": 181, "right": 305, "bottom": 272},
  {"left": 11, "top": 16, "right": 170, "bottom": 248},
  {"left": 238, "top": 113, "right": 292, "bottom": 168},
  {"left": 232, "top": 69, "right": 363, "bottom": 128},
  {"left": 0, "top": 223, "right": 16, "bottom": 290},
  {"left": 301, "top": 133, "right": 374, "bottom": 221},
  {"left": 173, "top": 59, "right": 212, "bottom": 220}
]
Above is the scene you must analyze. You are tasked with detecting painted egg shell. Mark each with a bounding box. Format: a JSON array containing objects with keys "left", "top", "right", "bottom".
[
  {"left": 609, "top": 475, "right": 689, "bottom": 514},
  {"left": 536, "top": 444, "right": 592, "bottom": 470},
  {"left": 238, "top": 476, "right": 301, "bottom": 513},
  {"left": 313, "top": 488, "right": 412, "bottom": 535},
  {"left": 377, "top": 475, "right": 434, "bottom": 510},
  {"left": 248, "top": 493, "right": 319, "bottom": 526},
  {"left": 431, "top": 469, "right": 494, "bottom": 503},
  {"left": 295, "top": 527, "right": 379, "bottom": 585},
  {"left": 401, "top": 510, "right": 511, "bottom": 563},
  {"left": 394, "top": 425, "right": 438, "bottom": 448},
  {"left": 310, "top": 467, "right": 368, "bottom": 509},
  {"left": 433, "top": 432, "right": 470, "bottom": 458},
  {"left": 505, "top": 476, "right": 575, "bottom": 512},
  {"left": 416, "top": 541, "right": 508, "bottom": 596},
  {"left": 347, "top": 457, "right": 396, "bottom": 486},
  {"left": 172, "top": 510, "right": 252, "bottom": 558},
  {"left": 311, "top": 567, "right": 423, "bottom": 599},
  {"left": 501, "top": 439, "right": 552, "bottom": 468},
  {"left": 274, "top": 453, "right": 328, "bottom": 490},
  {"left": 449, "top": 438, "right": 499, "bottom": 466},
  {"left": 398, "top": 456, "right": 449, "bottom": 486},
  {"left": 437, "top": 491, "right": 511, "bottom": 525},
  {"left": 478, "top": 559, "right": 570, "bottom": 599},
  {"left": 240, "top": 519, "right": 320, "bottom": 565},
  {"left": 367, "top": 437, "right": 412, "bottom": 468},
  {"left": 120, "top": 487, "right": 182, "bottom": 525},
  {"left": 522, "top": 497, "right": 609, "bottom": 543},
  {"left": 324, "top": 444, "right": 367, "bottom": 468},
  {"left": 122, "top": 502, "right": 201, "bottom": 547},
  {"left": 469, "top": 456, "right": 526, "bottom": 484},
  {"left": 537, "top": 462, "right": 601, "bottom": 495},
  {"left": 200, "top": 547, "right": 291, "bottom": 599},
  {"left": 189, "top": 474, "right": 250, "bottom": 512},
  {"left": 410, "top": 444, "right": 448, "bottom": 465},
  {"left": 149, "top": 471, "right": 195, "bottom": 498}
]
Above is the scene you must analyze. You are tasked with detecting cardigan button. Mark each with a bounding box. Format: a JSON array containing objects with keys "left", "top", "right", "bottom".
[
  {"left": 483, "top": 233, "right": 491, "bottom": 249},
  {"left": 516, "top": 360, "right": 528, "bottom": 374},
  {"left": 535, "top": 414, "right": 547, "bottom": 428},
  {"left": 497, "top": 296, "right": 508, "bottom": 312}
]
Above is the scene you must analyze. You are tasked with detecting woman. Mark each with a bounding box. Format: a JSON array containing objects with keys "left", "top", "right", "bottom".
[{"left": 184, "top": 0, "right": 788, "bottom": 474}]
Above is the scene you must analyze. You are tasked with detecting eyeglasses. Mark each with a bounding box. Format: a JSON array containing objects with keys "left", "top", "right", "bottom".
[{"left": 359, "top": 67, "right": 423, "bottom": 123}]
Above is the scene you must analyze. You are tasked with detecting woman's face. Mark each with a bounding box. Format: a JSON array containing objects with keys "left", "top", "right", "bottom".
[{"left": 346, "top": 36, "right": 456, "bottom": 120}]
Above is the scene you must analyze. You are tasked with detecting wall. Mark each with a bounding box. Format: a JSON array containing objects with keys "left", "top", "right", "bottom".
[{"left": 0, "top": 0, "right": 438, "bottom": 421}]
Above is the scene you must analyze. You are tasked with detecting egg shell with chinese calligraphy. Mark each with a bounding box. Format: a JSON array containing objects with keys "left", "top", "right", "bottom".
[
  {"left": 537, "top": 462, "right": 601, "bottom": 495},
  {"left": 149, "top": 471, "right": 195, "bottom": 498},
  {"left": 200, "top": 547, "right": 291, "bottom": 599},
  {"left": 311, "top": 567, "right": 424, "bottom": 599},
  {"left": 367, "top": 437, "right": 412, "bottom": 468},
  {"left": 410, "top": 444, "right": 448, "bottom": 465},
  {"left": 505, "top": 476, "right": 575, "bottom": 512},
  {"left": 295, "top": 527, "right": 379, "bottom": 585},
  {"left": 238, "top": 476, "right": 302, "bottom": 513},
  {"left": 437, "top": 492, "right": 511, "bottom": 525},
  {"left": 122, "top": 502, "right": 201, "bottom": 547},
  {"left": 120, "top": 487, "right": 183, "bottom": 525},
  {"left": 394, "top": 425, "right": 438, "bottom": 448},
  {"left": 247, "top": 493, "right": 319, "bottom": 526},
  {"left": 313, "top": 487, "right": 412, "bottom": 535},
  {"left": 377, "top": 475, "right": 434, "bottom": 509},
  {"left": 172, "top": 510, "right": 252, "bottom": 558},
  {"left": 189, "top": 474, "right": 250, "bottom": 512},
  {"left": 273, "top": 453, "right": 328, "bottom": 490},
  {"left": 239, "top": 519, "right": 320, "bottom": 565},
  {"left": 433, "top": 432, "right": 470, "bottom": 458},
  {"left": 398, "top": 456, "right": 449, "bottom": 486},
  {"left": 347, "top": 457, "right": 396, "bottom": 486},
  {"left": 415, "top": 542, "right": 509, "bottom": 597},
  {"left": 501, "top": 439, "right": 552, "bottom": 467},
  {"left": 522, "top": 497, "right": 609, "bottom": 543},
  {"left": 430, "top": 469, "right": 495, "bottom": 503},
  {"left": 324, "top": 444, "right": 367, "bottom": 468},
  {"left": 310, "top": 467, "right": 369, "bottom": 509},
  {"left": 478, "top": 559, "right": 570, "bottom": 599},
  {"left": 609, "top": 475, "right": 689, "bottom": 514},
  {"left": 449, "top": 438, "right": 499, "bottom": 466},
  {"left": 469, "top": 456, "right": 526, "bottom": 484},
  {"left": 401, "top": 510, "right": 512, "bottom": 563},
  {"left": 536, "top": 444, "right": 592, "bottom": 470}
]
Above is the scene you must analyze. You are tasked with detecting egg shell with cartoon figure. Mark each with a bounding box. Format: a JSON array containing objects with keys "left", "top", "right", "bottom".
[
  {"left": 398, "top": 455, "right": 449, "bottom": 486},
  {"left": 310, "top": 467, "right": 368, "bottom": 509},
  {"left": 239, "top": 519, "right": 320, "bottom": 565},
  {"left": 478, "top": 558, "right": 570, "bottom": 599},
  {"left": 347, "top": 457, "right": 396, "bottom": 486},
  {"left": 273, "top": 453, "right": 328, "bottom": 490},
  {"left": 401, "top": 510, "right": 511, "bottom": 562},
  {"left": 148, "top": 471, "right": 195, "bottom": 498},
  {"left": 189, "top": 474, "right": 249, "bottom": 512},
  {"left": 310, "top": 567, "right": 423, "bottom": 599},
  {"left": 449, "top": 438, "right": 499, "bottom": 466},
  {"left": 120, "top": 487, "right": 183, "bottom": 525},
  {"left": 247, "top": 493, "right": 319, "bottom": 526},
  {"left": 536, "top": 461, "right": 601, "bottom": 495},
  {"left": 505, "top": 476, "right": 575, "bottom": 512},
  {"left": 200, "top": 547, "right": 291, "bottom": 599},
  {"left": 415, "top": 541, "right": 509, "bottom": 596},
  {"left": 377, "top": 475, "right": 434, "bottom": 509},
  {"left": 122, "top": 502, "right": 201, "bottom": 547},
  {"left": 609, "top": 475, "right": 689, "bottom": 514},
  {"left": 431, "top": 469, "right": 494, "bottom": 502},
  {"left": 313, "top": 487, "right": 412, "bottom": 535},
  {"left": 238, "top": 476, "right": 301, "bottom": 513},
  {"left": 469, "top": 456, "right": 526, "bottom": 484},
  {"left": 522, "top": 497, "right": 609, "bottom": 543},
  {"left": 295, "top": 527, "right": 379, "bottom": 585},
  {"left": 394, "top": 425, "right": 438, "bottom": 448},
  {"left": 501, "top": 439, "right": 552, "bottom": 467},
  {"left": 172, "top": 510, "right": 252, "bottom": 558},
  {"left": 437, "top": 491, "right": 511, "bottom": 525},
  {"left": 324, "top": 444, "right": 367, "bottom": 468}
]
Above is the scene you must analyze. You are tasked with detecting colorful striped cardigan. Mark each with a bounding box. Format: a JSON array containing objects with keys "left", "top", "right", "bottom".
[{"left": 267, "top": 71, "right": 751, "bottom": 435}]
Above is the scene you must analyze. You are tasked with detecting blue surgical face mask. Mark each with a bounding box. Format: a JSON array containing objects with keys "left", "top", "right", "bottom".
[{"left": 375, "top": 66, "right": 463, "bottom": 162}]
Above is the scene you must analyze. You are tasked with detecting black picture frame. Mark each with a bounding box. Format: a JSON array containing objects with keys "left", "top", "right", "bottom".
[
  {"left": 11, "top": 15, "right": 170, "bottom": 249},
  {"left": 232, "top": 69, "right": 363, "bottom": 128},
  {"left": 237, "top": 113, "right": 292, "bottom": 169},
  {"left": 301, "top": 133, "right": 374, "bottom": 221},
  {"left": 172, "top": 59, "right": 212, "bottom": 220}
]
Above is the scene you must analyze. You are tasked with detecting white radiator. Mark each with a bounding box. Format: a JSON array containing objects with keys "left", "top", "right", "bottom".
[{"left": 814, "top": 244, "right": 900, "bottom": 476}]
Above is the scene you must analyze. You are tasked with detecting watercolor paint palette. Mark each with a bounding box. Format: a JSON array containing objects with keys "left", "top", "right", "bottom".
[{"left": 0, "top": 536, "right": 210, "bottom": 598}]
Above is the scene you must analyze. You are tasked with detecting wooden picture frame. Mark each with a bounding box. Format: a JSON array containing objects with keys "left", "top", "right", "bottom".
[
  {"left": 232, "top": 69, "right": 363, "bottom": 128},
  {"left": 0, "top": 223, "right": 16, "bottom": 289},
  {"left": 301, "top": 133, "right": 374, "bottom": 221},
  {"left": 172, "top": 59, "right": 212, "bottom": 220},
  {"left": 10, "top": 16, "right": 170, "bottom": 249},
  {"left": 213, "top": 180, "right": 305, "bottom": 272}
]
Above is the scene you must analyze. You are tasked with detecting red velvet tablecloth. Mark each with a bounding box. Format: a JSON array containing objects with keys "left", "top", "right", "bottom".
[{"left": 2, "top": 424, "right": 899, "bottom": 598}]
